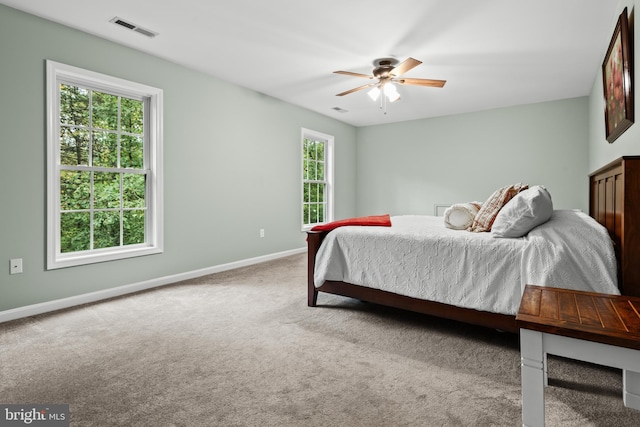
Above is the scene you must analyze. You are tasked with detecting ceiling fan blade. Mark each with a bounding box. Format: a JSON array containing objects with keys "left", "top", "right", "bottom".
[
  {"left": 396, "top": 78, "right": 446, "bottom": 88},
  {"left": 336, "top": 83, "right": 376, "bottom": 96},
  {"left": 333, "top": 71, "right": 374, "bottom": 79},
  {"left": 390, "top": 57, "right": 422, "bottom": 77}
]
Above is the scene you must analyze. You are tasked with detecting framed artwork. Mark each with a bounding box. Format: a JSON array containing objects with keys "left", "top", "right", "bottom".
[{"left": 602, "top": 7, "right": 633, "bottom": 143}]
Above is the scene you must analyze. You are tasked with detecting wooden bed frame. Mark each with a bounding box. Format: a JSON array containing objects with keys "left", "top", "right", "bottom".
[{"left": 307, "top": 156, "right": 640, "bottom": 333}]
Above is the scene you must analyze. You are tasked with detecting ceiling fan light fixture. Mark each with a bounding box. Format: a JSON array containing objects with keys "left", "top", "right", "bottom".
[
  {"left": 368, "top": 86, "right": 381, "bottom": 101},
  {"left": 384, "top": 83, "right": 400, "bottom": 102},
  {"left": 334, "top": 57, "right": 442, "bottom": 114}
]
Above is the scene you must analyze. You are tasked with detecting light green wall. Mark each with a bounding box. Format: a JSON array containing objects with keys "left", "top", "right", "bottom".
[
  {"left": 356, "top": 97, "right": 590, "bottom": 216},
  {"left": 0, "top": 5, "right": 357, "bottom": 311},
  {"left": 588, "top": 0, "right": 640, "bottom": 171}
]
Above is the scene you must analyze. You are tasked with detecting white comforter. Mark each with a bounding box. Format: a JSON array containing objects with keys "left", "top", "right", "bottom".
[{"left": 313, "top": 210, "right": 619, "bottom": 315}]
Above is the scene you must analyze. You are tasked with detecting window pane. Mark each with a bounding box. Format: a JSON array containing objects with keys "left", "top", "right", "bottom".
[
  {"left": 123, "top": 174, "right": 146, "bottom": 208},
  {"left": 317, "top": 162, "right": 324, "bottom": 181},
  {"left": 123, "top": 210, "right": 145, "bottom": 245},
  {"left": 60, "top": 170, "right": 90, "bottom": 210},
  {"left": 307, "top": 141, "right": 317, "bottom": 161},
  {"left": 121, "top": 135, "right": 144, "bottom": 169},
  {"left": 302, "top": 138, "right": 311, "bottom": 160},
  {"left": 303, "top": 204, "right": 309, "bottom": 224},
  {"left": 316, "top": 142, "right": 325, "bottom": 161},
  {"left": 308, "top": 160, "right": 317, "bottom": 180},
  {"left": 60, "top": 84, "right": 89, "bottom": 127},
  {"left": 121, "top": 97, "right": 144, "bottom": 134},
  {"left": 318, "top": 203, "right": 325, "bottom": 223},
  {"left": 310, "top": 183, "right": 325, "bottom": 203},
  {"left": 92, "top": 131, "right": 118, "bottom": 167},
  {"left": 308, "top": 183, "right": 316, "bottom": 203},
  {"left": 60, "top": 211, "right": 90, "bottom": 253},
  {"left": 303, "top": 183, "right": 309, "bottom": 203},
  {"left": 310, "top": 204, "right": 318, "bottom": 224},
  {"left": 92, "top": 91, "right": 119, "bottom": 130},
  {"left": 94, "top": 172, "right": 121, "bottom": 209},
  {"left": 94, "top": 211, "right": 120, "bottom": 249},
  {"left": 60, "top": 127, "right": 89, "bottom": 166}
]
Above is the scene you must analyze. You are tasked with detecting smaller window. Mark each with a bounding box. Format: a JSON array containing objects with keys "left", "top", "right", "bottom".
[{"left": 301, "top": 128, "right": 333, "bottom": 230}]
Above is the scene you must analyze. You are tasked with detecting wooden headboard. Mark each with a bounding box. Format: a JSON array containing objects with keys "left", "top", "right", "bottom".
[{"left": 589, "top": 156, "right": 640, "bottom": 297}]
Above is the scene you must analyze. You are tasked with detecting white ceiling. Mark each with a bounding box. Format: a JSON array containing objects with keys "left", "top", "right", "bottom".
[{"left": 2, "top": 0, "right": 621, "bottom": 127}]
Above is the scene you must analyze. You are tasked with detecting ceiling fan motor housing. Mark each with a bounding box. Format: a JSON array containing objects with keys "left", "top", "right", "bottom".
[{"left": 373, "top": 58, "right": 399, "bottom": 79}]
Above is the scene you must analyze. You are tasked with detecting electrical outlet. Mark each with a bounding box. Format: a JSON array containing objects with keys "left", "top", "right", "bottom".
[
  {"left": 10, "top": 258, "right": 23, "bottom": 275},
  {"left": 260, "top": 229, "right": 265, "bottom": 238}
]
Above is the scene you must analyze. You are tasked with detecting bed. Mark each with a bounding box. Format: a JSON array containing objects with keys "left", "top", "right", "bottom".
[{"left": 307, "top": 156, "right": 640, "bottom": 333}]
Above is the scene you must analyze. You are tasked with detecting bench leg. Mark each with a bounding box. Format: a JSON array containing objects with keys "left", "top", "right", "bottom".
[
  {"left": 543, "top": 352, "right": 548, "bottom": 387},
  {"left": 623, "top": 370, "right": 640, "bottom": 410},
  {"left": 520, "top": 329, "right": 546, "bottom": 427}
]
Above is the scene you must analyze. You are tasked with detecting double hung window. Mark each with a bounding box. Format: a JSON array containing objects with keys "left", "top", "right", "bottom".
[
  {"left": 46, "top": 60, "right": 163, "bottom": 269},
  {"left": 302, "top": 128, "right": 333, "bottom": 230}
]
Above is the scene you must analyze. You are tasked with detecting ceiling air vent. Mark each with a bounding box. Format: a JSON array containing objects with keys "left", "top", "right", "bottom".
[{"left": 110, "top": 17, "right": 158, "bottom": 38}]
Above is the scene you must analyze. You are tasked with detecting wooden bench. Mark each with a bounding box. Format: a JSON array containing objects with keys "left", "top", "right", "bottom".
[{"left": 516, "top": 285, "right": 640, "bottom": 427}]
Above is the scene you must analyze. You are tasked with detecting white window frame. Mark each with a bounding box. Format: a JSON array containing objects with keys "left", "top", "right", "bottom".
[
  {"left": 46, "top": 60, "right": 163, "bottom": 269},
  {"left": 301, "top": 128, "right": 334, "bottom": 231}
]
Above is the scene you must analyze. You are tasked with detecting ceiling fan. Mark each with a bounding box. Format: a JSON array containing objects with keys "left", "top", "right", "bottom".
[{"left": 333, "top": 57, "right": 446, "bottom": 100}]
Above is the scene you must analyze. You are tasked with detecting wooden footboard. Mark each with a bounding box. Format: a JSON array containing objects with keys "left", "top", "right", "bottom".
[{"left": 307, "top": 229, "right": 518, "bottom": 333}]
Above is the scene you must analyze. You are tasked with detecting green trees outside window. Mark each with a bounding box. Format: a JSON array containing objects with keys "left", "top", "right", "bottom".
[
  {"left": 302, "top": 138, "right": 326, "bottom": 226},
  {"left": 59, "top": 83, "right": 147, "bottom": 253}
]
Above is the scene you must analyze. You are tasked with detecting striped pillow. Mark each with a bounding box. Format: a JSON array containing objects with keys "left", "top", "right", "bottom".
[{"left": 468, "top": 184, "right": 528, "bottom": 232}]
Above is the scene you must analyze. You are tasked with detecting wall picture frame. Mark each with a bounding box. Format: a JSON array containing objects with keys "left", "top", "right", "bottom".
[{"left": 602, "top": 7, "right": 633, "bottom": 143}]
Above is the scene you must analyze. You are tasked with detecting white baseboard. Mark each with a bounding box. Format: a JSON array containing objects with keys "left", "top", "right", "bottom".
[{"left": 0, "top": 247, "right": 306, "bottom": 324}]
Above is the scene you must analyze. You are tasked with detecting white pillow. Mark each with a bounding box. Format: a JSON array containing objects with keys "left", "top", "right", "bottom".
[
  {"left": 443, "top": 202, "right": 481, "bottom": 230},
  {"left": 491, "top": 186, "right": 553, "bottom": 238}
]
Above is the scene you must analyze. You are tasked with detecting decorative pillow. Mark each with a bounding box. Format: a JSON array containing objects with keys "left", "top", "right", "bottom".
[
  {"left": 491, "top": 185, "right": 553, "bottom": 238},
  {"left": 468, "top": 183, "right": 528, "bottom": 232},
  {"left": 444, "top": 202, "right": 482, "bottom": 230}
]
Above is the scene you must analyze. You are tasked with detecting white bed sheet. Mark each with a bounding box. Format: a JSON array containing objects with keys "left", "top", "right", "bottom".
[{"left": 313, "top": 210, "right": 619, "bottom": 315}]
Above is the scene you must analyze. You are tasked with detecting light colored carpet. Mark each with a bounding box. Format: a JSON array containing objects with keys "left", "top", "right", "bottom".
[{"left": 1, "top": 254, "right": 639, "bottom": 426}]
